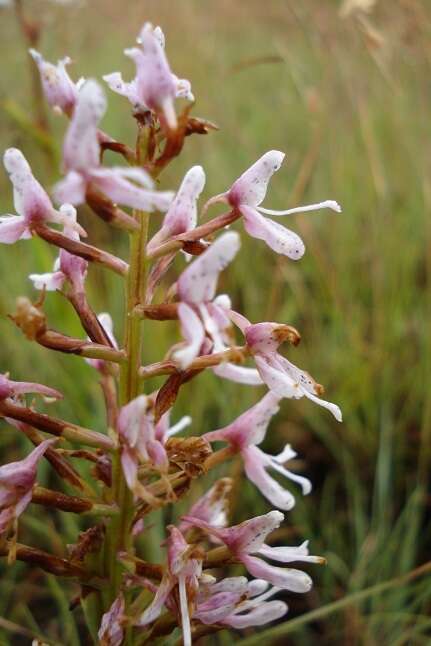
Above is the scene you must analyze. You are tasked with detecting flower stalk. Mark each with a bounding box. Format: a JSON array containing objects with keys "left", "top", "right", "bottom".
[{"left": 0, "top": 16, "right": 343, "bottom": 646}]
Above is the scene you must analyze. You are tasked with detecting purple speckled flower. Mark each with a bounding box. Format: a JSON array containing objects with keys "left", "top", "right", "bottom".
[
  {"left": 194, "top": 576, "right": 287, "bottom": 628},
  {"left": 204, "top": 392, "right": 311, "bottom": 510},
  {"left": 147, "top": 165, "right": 205, "bottom": 250},
  {"left": 29, "top": 49, "right": 82, "bottom": 115},
  {"left": 205, "top": 150, "right": 341, "bottom": 259},
  {"left": 137, "top": 526, "right": 202, "bottom": 646},
  {"left": 182, "top": 510, "right": 323, "bottom": 592},
  {"left": 243, "top": 321, "right": 342, "bottom": 421},
  {"left": 104, "top": 23, "right": 193, "bottom": 127},
  {"left": 0, "top": 439, "right": 56, "bottom": 536},
  {"left": 98, "top": 594, "right": 125, "bottom": 646},
  {"left": 0, "top": 148, "right": 83, "bottom": 244},
  {"left": 54, "top": 80, "right": 174, "bottom": 212}
]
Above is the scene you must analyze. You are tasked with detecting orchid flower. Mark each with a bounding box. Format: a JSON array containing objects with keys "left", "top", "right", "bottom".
[
  {"left": 29, "top": 204, "right": 87, "bottom": 293},
  {"left": 29, "top": 49, "right": 82, "bottom": 116},
  {"left": 53, "top": 80, "right": 174, "bottom": 212},
  {"left": 194, "top": 576, "right": 288, "bottom": 628},
  {"left": 171, "top": 229, "right": 261, "bottom": 388},
  {"left": 104, "top": 23, "right": 193, "bottom": 127},
  {"left": 0, "top": 439, "right": 56, "bottom": 537},
  {"left": 0, "top": 373, "right": 62, "bottom": 401},
  {"left": 172, "top": 231, "right": 240, "bottom": 369},
  {"left": 98, "top": 594, "right": 125, "bottom": 646},
  {"left": 240, "top": 321, "right": 343, "bottom": 421},
  {"left": 204, "top": 392, "right": 311, "bottom": 510},
  {"left": 0, "top": 148, "right": 83, "bottom": 244},
  {"left": 171, "top": 230, "right": 265, "bottom": 384},
  {"left": 117, "top": 395, "right": 169, "bottom": 500},
  {"left": 178, "top": 477, "right": 233, "bottom": 536},
  {"left": 205, "top": 150, "right": 341, "bottom": 259},
  {"left": 182, "top": 510, "right": 323, "bottom": 591},
  {"left": 117, "top": 393, "right": 190, "bottom": 502},
  {"left": 137, "top": 526, "right": 203, "bottom": 646},
  {"left": 147, "top": 165, "right": 205, "bottom": 250}
]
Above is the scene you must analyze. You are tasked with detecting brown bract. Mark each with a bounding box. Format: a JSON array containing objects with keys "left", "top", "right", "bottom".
[{"left": 166, "top": 436, "right": 212, "bottom": 477}]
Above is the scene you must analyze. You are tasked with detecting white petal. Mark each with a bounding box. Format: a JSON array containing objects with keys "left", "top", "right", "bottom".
[
  {"left": 53, "top": 171, "right": 86, "bottom": 206},
  {"left": 213, "top": 363, "right": 264, "bottom": 385},
  {"left": 29, "top": 270, "right": 65, "bottom": 291},
  {"left": 303, "top": 390, "right": 343, "bottom": 422},
  {"left": 177, "top": 231, "right": 240, "bottom": 303},
  {"left": 241, "top": 554, "right": 313, "bottom": 592},
  {"left": 258, "top": 542, "right": 323, "bottom": 564},
  {"left": 228, "top": 151, "right": 285, "bottom": 207},
  {"left": 241, "top": 206, "right": 305, "bottom": 260},
  {"left": 257, "top": 199, "right": 342, "bottom": 216},
  {"left": 254, "top": 355, "right": 302, "bottom": 399},
  {"left": 0, "top": 215, "right": 29, "bottom": 244},
  {"left": 243, "top": 447, "right": 296, "bottom": 510},
  {"left": 63, "top": 80, "right": 106, "bottom": 172},
  {"left": 172, "top": 303, "right": 205, "bottom": 369},
  {"left": 225, "top": 600, "right": 288, "bottom": 628}
]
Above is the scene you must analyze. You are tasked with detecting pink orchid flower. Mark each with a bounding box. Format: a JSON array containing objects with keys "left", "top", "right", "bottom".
[
  {"left": 242, "top": 321, "right": 342, "bottom": 421},
  {"left": 98, "top": 594, "right": 125, "bottom": 646},
  {"left": 104, "top": 23, "right": 193, "bottom": 127},
  {"left": 117, "top": 394, "right": 189, "bottom": 501},
  {"left": 204, "top": 392, "right": 311, "bottom": 510},
  {"left": 181, "top": 510, "right": 323, "bottom": 592},
  {"left": 194, "top": 576, "right": 287, "bottom": 628},
  {"left": 172, "top": 231, "right": 247, "bottom": 373},
  {"left": 29, "top": 204, "right": 87, "bottom": 293},
  {"left": 147, "top": 165, "right": 205, "bottom": 250},
  {"left": 0, "top": 148, "right": 83, "bottom": 244},
  {"left": 117, "top": 395, "right": 169, "bottom": 499},
  {"left": 0, "top": 439, "right": 56, "bottom": 536},
  {"left": 173, "top": 230, "right": 263, "bottom": 384},
  {"left": 178, "top": 477, "right": 233, "bottom": 536},
  {"left": 53, "top": 80, "right": 174, "bottom": 211},
  {"left": 29, "top": 49, "right": 83, "bottom": 116},
  {"left": 205, "top": 150, "right": 341, "bottom": 259},
  {"left": 137, "top": 526, "right": 203, "bottom": 646}
]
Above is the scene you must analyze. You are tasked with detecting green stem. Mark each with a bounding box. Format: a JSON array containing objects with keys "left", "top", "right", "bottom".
[{"left": 104, "top": 209, "right": 150, "bottom": 606}]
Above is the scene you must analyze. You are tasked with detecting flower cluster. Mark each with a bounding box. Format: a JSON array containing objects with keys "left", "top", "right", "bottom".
[{"left": 0, "top": 17, "right": 342, "bottom": 646}]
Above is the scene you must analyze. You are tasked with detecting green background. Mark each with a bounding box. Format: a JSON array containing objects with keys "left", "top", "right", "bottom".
[{"left": 0, "top": 1, "right": 430, "bottom": 644}]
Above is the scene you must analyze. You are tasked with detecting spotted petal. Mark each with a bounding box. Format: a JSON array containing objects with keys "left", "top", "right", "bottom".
[
  {"left": 3, "top": 148, "right": 54, "bottom": 224},
  {"left": 225, "top": 600, "right": 288, "bottom": 629},
  {"left": 63, "top": 80, "right": 106, "bottom": 172},
  {"left": 177, "top": 231, "right": 240, "bottom": 304},
  {"left": 241, "top": 554, "right": 313, "bottom": 592},
  {"left": 172, "top": 303, "right": 205, "bottom": 369},
  {"left": 228, "top": 151, "right": 285, "bottom": 208},
  {"left": 149, "top": 165, "right": 205, "bottom": 248},
  {"left": 241, "top": 205, "right": 305, "bottom": 259},
  {"left": 90, "top": 168, "right": 172, "bottom": 212},
  {"left": 29, "top": 49, "right": 78, "bottom": 114},
  {"left": 242, "top": 446, "right": 298, "bottom": 510}
]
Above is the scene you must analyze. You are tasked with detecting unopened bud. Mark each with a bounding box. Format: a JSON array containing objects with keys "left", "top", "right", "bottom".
[{"left": 10, "top": 297, "right": 47, "bottom": 340}]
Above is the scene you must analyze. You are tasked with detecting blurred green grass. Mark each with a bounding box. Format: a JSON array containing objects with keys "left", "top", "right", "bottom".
[{"left": 0, "top": 0, "right": 430, "bottom": 644}]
